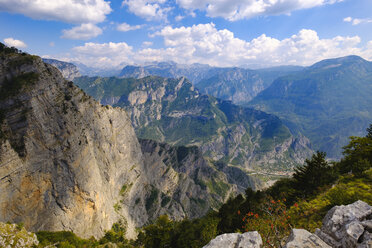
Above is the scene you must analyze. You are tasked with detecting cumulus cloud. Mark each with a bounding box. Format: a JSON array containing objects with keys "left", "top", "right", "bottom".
[
  {"left": 176, "top": 0, "right": 343, "bottom": 21},
  {"left": 71, "top": 42, "right": 134, "bottom": 68},
  {"left": 57, "top": 23, "right": 372, "bottom": 69},
  {"left": 0, "top": 0, "right": 111, "bottom": 24},
  {"left": 61, "top": 23, "right": 102, "bottom": 40},
  {"left": 122, "top": 0, "right": 171, "bottom": 21},
  {"left": 117, "top": 22, "right": 143, "bottom": 32},
  {"left": 150, "top": 23, "right": 366, "bottom": 66},
  {"left": 3, "top": 38, "right": 27, "bottom": 49},
  {"left": 344, "top": 16, "right": 372, "bottom": 25}
]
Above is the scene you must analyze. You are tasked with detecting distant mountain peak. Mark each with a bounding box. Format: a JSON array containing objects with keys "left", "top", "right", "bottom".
[{"left": 309, "top": 55, "right": 370, "bottom": 70}]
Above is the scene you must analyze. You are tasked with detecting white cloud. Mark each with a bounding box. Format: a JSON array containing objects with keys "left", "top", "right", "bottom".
[
  {"left": 344, "top": 16, "right": 372, "bottom": 25},
  {"left": 3, "top": 38, "right": 27, "bottom": 49},
  {"left": 71, "top": 42, "right": 134, "bottom": 68},
  {"left": 175, "top": 15, "right": 185, "bottom": 21},
  {"left": 56, "top": 24, "right": 372, "bottom": 69},
  {"left": 176, "top": 0, "right": 343, "bottom": 21},
  {"left": 142, "top": 41, "right": 153, "bottom": 47},
  {"left": 0, "top": 0, "right": 111, "bottom": 24},
  {"left": 61, "top": 24, "right": 103, "bottom": 40},
  {"left": 344, "top": 17, "right": 352, "bottom": 22},
  {"left": 144, "top": 23, "right": 367, "bottom": 67},
  {"left": 122, "top": 0, "right": 171, "bottom": 21},
  {"left": 117, "top": 23, "right": 143, "bottom": 32}
]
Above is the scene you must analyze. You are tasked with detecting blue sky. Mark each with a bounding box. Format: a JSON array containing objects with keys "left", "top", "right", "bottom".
[{"left": 1, "top": 0, "right": 372, "bottom": 69}]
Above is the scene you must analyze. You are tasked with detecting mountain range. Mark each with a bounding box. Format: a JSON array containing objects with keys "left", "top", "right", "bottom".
[
  {"left": 46, "top": 55, "right": 372, "bottom": 159},
  {"left": 74, "top": 75, "right": 312, "bottom": 173},
  {"left": 249, "top": 55, "right": 372, "bottom": 158},
  {"left": 118, "top": 61, "right": 303, "bottom": 105}
]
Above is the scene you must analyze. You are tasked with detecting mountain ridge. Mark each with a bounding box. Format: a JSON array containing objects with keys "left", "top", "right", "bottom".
[
  {"left": 249, "top": 55, "right": 372, "bottom": 158},
  {"left": 74, "top": 75, "right": 313, "bottom": 173}
]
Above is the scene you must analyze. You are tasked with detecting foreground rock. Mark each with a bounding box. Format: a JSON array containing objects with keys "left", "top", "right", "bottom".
[
  {"left": 0, "top": 222, "right": 39, "bottom": 247},
  {"left": 315, "top": 200, "right": 372, "bottom": 248},
  {"left": 205, "top": 201, "right": 372, "bottom": 248},
  {"left": 203, "top": 231, "right": 262, "bottom": 248},
  {"left": 285, "top": 229, "right": 331, "bottom": 248}
]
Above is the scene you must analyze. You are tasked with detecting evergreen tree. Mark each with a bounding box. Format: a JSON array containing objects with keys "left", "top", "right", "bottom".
[{"left": 293, "top": 151, "right": 337, "bottom": 197}]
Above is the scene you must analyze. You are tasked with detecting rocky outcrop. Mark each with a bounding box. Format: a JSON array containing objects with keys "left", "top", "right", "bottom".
[
  {"left": 315, "top": 200, "right": 372, "bottom": 248},
  {"left": 205, "top": 201, "right": 372, "bottom": 248},
  {"left": 0, "top": 50, "right": 149, "bottom": 239},
  {"left": 203, "top": 231, "right": 262, "bottom": 248},
  {"left": 0, "top": 222, "right": 39, "bottom": 247},
  {"left": 42, "top": 58, "right": 81, "bottom": 80}
]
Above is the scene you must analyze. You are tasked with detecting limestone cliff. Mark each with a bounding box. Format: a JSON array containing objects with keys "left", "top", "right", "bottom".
[{"left": 0, "top": 48, "right": 149, "bottom": 238}]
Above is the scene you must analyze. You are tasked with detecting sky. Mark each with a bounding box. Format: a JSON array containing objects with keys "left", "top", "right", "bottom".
[{"left": 1, "top": 0, "right": 372, "bottom": 69}]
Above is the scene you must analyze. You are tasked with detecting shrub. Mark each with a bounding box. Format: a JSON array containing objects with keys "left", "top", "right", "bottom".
[{"left": 242, "top": 198, "right": 292, "bottom": 248}]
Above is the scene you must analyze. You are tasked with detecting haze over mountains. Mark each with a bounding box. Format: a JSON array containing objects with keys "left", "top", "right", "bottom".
[
  {"left": 249, "top": 55, "right": 372, "bottom": 158},
  {"left": 48, "top": 55, "right": 372, "bottom": 160},
  {"left": 118, "top": 62, "right": 304, "bottom": 105}
]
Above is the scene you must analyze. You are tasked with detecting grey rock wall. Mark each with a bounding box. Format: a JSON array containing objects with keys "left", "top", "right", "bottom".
[{"left": 0, "top": 55, "right": 149, "bottom": 239}]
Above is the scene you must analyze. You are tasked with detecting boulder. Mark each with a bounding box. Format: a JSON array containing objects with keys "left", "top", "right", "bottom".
[
  {"left": 203, "top": 231, "right": 262, "bottom": 248},
  {"left": 284, "top": 229, "right": 331, "bottom": 248},
  {"left": 319, "top": 200, "right": 372, "bottom": 248}
]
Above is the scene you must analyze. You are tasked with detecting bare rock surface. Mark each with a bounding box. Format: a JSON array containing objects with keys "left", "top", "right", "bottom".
[
  {"left": 318, "top": 200, "right": 372, "bottom": 248},
  {"left": 285, "top": 229, "right": 331, "bottom": 248},
  {"left": 0, "top": 53, "right": 149, "bottom": 239},
  {"left": 203, "top": 231, "right": 262, "bottom": 248}
]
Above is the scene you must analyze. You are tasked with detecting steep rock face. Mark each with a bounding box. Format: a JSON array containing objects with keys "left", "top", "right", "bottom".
[
  {"left": 74, "top": 76, "right": 312, "bottom": 173},
  {"left": 0, "top": 51, "right": 149, "bottom": 238},
  {"left": 138, "top": 139, "right": 262, "bottom": 217},
  {"left": 42, "top": 58, "right": 81, "bottom": 80},
  {"left": 139, "top": 139, "right": 239, "bottom": 218}
]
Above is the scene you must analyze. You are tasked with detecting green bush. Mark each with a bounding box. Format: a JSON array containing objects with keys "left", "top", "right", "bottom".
[{"left": 36, "top": 231, "right": 97, "bottom": 247}]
